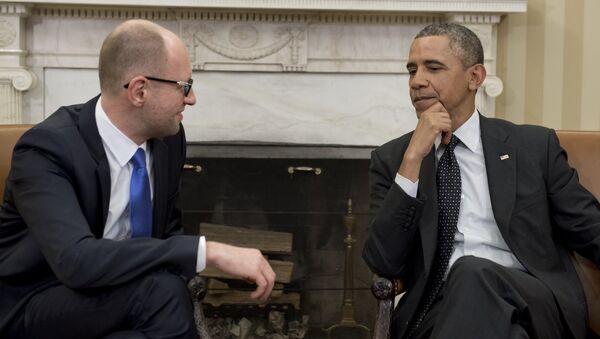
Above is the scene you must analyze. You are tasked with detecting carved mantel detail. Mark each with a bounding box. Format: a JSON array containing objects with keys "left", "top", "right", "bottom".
[
  {"left": 483, "top": 76, "right": 504, "bottom": 98},
  {"left": 475, "top": 76, "right": 504, "bottom": 117},
  {"left": 0, "top": 68, "right": 36, "bottom": 124},
  {"left": 0, "top": 67, "right": 36, "bottom": 92},
  {"left": 183, "top": 22, "right": 308, "bottom": 71},
  {"left": 0, "top": 19, "right": 17, "bottom": 47}
]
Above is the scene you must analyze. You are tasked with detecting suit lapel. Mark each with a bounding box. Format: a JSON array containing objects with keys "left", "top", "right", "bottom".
[
  {"left": 78, "top": 95, "right": 111, "bottom": 238},
  {"left": 480, "top": 115, "right": 517, "bottom": 235},
  {"left": 419, "top": 146, "right": 438, "bottom": 274},
  {"left": 150, "top": 138, "right": 167, "bottom": 237}
]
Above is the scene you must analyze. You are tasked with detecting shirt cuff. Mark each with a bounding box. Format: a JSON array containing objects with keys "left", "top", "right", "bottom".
[
  {"left": 394, "top": 173, "right": 418, "bottom": 198},
  {"left": 196, "top": 236, "right": 206, "bottom": 272}
]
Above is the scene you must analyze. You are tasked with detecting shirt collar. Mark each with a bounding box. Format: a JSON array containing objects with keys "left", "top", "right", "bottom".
[
  {"left": 95, "top": 97, "right": 147, "bottom": 167},
  {"left": 434, "top": 109, "right": 481, "bottom": 153}
]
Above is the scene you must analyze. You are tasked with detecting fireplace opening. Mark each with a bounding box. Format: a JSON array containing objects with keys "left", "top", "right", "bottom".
[{"left": 180, "top": 148, "right": 377, "bottom": 338}]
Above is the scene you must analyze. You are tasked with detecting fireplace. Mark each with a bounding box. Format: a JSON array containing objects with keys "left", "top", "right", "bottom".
[{"left": 180, "top": 145, "right": 375, "bottom": 338}]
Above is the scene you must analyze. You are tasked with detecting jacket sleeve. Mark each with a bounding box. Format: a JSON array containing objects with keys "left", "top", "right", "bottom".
[
  {"left": 362, "top": 146, "right": 426, "bottom": 278},
  {"left": 545, "top": 129, "right": 600, "bottom": 263}
]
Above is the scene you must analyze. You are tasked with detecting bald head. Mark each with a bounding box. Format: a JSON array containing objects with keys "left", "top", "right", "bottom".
[{"left": 98, "top": 20, "right": 171, "bottom": 96}]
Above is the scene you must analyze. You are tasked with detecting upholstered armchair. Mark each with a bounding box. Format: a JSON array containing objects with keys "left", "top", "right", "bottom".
[{"left": 370, "top": 130, "right": 600, "bottom": 339}]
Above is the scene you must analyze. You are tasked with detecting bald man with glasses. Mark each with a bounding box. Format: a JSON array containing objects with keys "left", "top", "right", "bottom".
[{"left": 0, "top": 19, "right": 275, "bottom": 339}]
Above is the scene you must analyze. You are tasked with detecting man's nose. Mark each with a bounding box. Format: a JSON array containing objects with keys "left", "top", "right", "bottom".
[
  {"left": 185, "top": 89, "right": 197, "bottom": 106},
  {"left": 410, "top": 69, "right": 428, "bottom": 89}
]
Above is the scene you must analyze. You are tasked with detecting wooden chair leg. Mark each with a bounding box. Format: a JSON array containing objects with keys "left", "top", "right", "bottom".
[{"left": 371, "top": 276, "right": 395, "bottom": 339}]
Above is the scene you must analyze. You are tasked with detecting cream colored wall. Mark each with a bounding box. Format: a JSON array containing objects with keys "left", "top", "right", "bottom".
[{"left": 497, "top": 0, "right": 600, "bottom": 131}]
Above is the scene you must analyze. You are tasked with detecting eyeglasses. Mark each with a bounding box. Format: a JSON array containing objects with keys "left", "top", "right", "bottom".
[{"left": 123, "top": 76, "right": 194, "bottom": 97}]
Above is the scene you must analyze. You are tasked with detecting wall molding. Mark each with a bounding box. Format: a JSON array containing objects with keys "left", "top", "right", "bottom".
[
  {"left": 0, "top": 3, "right": 31, "bottom": 16},
  {"left": 12, "top": 1, "right": 528, "bottom": 13},
  {"left": 27, "top": 5, "right": 498, "bottom": 25}
]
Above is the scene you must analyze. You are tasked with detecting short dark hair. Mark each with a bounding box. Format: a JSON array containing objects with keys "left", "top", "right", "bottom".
[{"left": 415, "top": 23, "right": 484, "bottom": 68}]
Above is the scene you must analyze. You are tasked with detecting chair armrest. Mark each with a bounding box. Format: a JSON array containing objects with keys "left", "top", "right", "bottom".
[{"left": 371, "top": 276, "right": 404, "bottom": 339}]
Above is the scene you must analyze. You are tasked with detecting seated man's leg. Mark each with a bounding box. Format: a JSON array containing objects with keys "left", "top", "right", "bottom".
[
  {"left": 417, "top": 256, "right": 567, "bottom": 339},
  {"left": 13, "top": 270, "right": 196, "bottom": 339},
  {"left": 436, "top": 256, "right": 565, "bottom": 338}
]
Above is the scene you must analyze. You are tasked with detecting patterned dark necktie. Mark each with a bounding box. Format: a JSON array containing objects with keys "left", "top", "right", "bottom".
[
  {"left": 130, "top": 148, "right": 152, "bottom": 238},
  {"left": 406, "top": 135, "right": 461, "bottom": 338}
]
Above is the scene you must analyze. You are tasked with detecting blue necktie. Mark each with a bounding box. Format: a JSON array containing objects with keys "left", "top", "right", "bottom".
[{"left": 130, "top": 148, "right": 152, "bottom": 238}]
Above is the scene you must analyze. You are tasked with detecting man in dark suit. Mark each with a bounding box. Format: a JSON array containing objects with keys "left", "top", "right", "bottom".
[
  {"left": 362, "top": 23, "right": 600, "bottom": 339},
  {"left": 0, "top": 19, "right": 275, "bottom": 338}
]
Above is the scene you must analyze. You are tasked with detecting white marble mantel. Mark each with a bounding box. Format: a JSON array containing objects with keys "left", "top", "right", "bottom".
[{"left": 1, "top": 0, "right": 526, "bottom": 147}]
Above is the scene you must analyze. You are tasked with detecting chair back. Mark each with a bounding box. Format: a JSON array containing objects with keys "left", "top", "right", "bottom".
[
  {"left": 556, "top": 130, "right": 600, "bottom": 334},
  {"left": 0, "top": 124, "right": 33, "bottom": 197}
]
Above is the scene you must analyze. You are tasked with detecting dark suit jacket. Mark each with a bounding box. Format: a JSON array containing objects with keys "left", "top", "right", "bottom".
[
  {"left": 0, "top": 96, "right": 199, "bottom": 334},
  {"left": 362, "top": 114, "right": 600, "bottom": 339}
]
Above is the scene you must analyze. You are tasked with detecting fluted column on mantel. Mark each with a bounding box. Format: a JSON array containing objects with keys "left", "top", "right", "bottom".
[{"left": 0, "top": 3, "right": 36, "bottom": 124}]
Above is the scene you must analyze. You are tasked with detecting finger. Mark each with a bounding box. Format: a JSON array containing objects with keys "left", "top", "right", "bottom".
[
  {"left": 430, "top": 101, "right": 445, "bottom": 112},
  {"left": 257, "top": 261, "right": 276, "bottom": 302},
  {"left": 250, "top": 272, "right": 268, "bottom": 301},
  {"left": 260, "top": 273, "right": 273, "bottom": 302},
  {"left": 263, "top": 257, "right": 276, "bottom": 282},
  {"left": 267, "top": 268, "right": 276, "bottom": 290},
  {"left": 264, "top": 269, "right": 275, "bottom": 297}
]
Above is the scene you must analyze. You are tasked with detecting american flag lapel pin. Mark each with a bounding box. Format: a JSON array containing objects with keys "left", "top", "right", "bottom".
[{"left": 500, "top": 154, "right": 510, "bottom": 160}]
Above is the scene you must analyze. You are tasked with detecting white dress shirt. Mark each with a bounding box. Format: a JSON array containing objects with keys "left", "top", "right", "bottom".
[
  {"left": 95, "top": 98, "right": 206, "bottom": 272},
  {"left": 395, "top": 111, "right": 526, "bottom": 274}
]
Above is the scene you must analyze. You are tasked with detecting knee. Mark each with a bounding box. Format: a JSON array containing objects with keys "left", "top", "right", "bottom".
[
  {"left": 130, "top": 271, "right": 196, "bottom": 337},
  {"left": 138, "top": 271, "right": 192, "bottom": 305},
  {"left": 446, "top": 256, "right": 501, "bottom": 288}
]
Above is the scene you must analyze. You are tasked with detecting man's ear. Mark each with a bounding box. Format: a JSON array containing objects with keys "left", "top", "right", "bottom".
[
  {"left": 468, "top": 64, "right": 487, "bottom": 91},
  {"left": 125, "top": 76, "right": 148, "bottom": 107}
]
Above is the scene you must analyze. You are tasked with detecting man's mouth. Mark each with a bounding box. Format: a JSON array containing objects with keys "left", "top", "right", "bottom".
[
  {"left": 412, "top": 95, "right": 439, "bottom": 112},
  {"left": 413, "top": 96, "right": 437, "bottom": 103}
]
